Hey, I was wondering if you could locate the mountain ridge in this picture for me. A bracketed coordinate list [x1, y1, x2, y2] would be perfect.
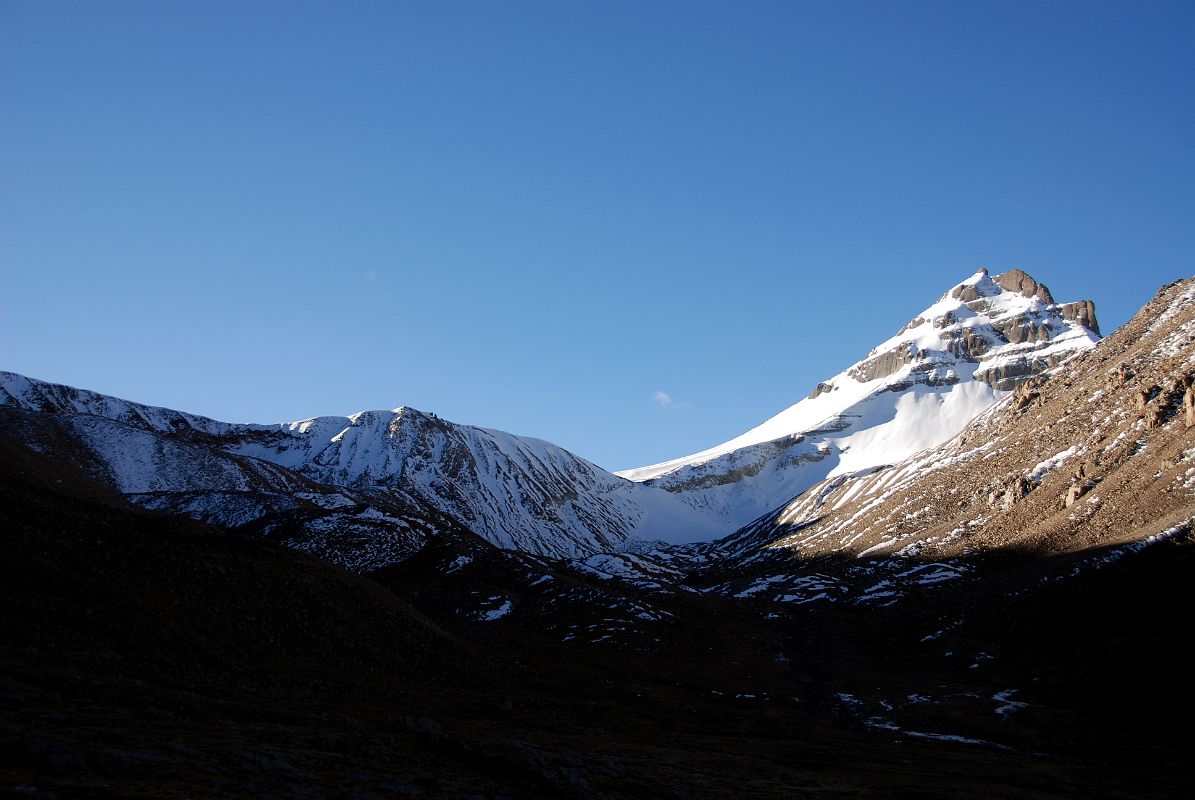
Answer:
[615, 267, 1101, 530]
[0, 267, 1101, 559]
[687, 274, 1195, 609]
[0, 371, 724, 559]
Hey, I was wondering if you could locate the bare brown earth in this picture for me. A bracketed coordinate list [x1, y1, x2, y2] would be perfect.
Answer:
[3, 279, 1194, 798]
[709, 277, 1195, 586]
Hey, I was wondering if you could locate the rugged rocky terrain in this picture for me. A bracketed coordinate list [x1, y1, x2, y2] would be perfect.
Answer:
[697, 276, 1195, 604]
[2, 270, 1192, 798]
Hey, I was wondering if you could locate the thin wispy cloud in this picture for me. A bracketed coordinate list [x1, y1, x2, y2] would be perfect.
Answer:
[652, 390, 673, 409]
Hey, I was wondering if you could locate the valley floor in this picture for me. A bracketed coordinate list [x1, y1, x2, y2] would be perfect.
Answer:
[2, 445, 1192, 799]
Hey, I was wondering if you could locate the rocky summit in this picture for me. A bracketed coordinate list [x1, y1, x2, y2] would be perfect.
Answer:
[616, 267, 1101, 530]
[2, 269, 1192, 800]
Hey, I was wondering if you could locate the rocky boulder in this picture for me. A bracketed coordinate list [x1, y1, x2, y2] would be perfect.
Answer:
[994, 268, 1056, 304]
[849, 345, 917, 383]
[1060, 300, 1101, 336]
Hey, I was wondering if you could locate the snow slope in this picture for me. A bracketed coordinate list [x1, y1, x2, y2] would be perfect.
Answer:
[0, 371, 722, 557]
[617, 269, 1100, 530]
[219, 404, 724, 552]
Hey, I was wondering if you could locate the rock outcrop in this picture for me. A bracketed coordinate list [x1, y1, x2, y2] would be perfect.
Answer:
[807, 381, 835, 399]
[848, 344, 917, 382]
[1061, 299, 1100, 335]
[993, 267, 1056, 304]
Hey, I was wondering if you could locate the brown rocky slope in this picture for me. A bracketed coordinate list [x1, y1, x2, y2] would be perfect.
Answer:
[705, 276, 1195, 595]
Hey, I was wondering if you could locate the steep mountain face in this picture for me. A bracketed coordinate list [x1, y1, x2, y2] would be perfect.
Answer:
[0, 373, 721, 562]
[218, 404, 723, 552]
[697, 276, 1195, 606]
[617, 268, 1101, 531]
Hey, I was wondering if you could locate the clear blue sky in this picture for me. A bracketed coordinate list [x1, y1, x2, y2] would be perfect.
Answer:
[1, 0, 1191, 471]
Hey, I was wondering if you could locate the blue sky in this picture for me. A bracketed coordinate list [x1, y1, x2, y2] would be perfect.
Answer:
[1, 0, 1192, 471]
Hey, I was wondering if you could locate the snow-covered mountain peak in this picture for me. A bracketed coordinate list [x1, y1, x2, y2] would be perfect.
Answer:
[0, 371, 727, 556]
[851, 267, 1098, 390]
[615, 268, 1100, 532]
[933, 266, 1050, 305]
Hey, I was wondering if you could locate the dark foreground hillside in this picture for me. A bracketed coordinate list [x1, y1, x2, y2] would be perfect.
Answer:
[2, 435, 1193, 799]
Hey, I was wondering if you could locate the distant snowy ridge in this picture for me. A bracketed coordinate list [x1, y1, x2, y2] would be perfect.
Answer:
[0, 371, 722, 557]
[219, 404, 725, 552]
[616, 268, 1100, 531]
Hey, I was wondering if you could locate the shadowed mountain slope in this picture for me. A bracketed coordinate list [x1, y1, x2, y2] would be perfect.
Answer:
[2, 429, 1193, 798]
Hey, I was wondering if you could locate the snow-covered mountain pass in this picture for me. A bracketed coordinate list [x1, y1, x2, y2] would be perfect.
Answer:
[0, 371, 722, 560]
[616, 268, 1101, 531]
